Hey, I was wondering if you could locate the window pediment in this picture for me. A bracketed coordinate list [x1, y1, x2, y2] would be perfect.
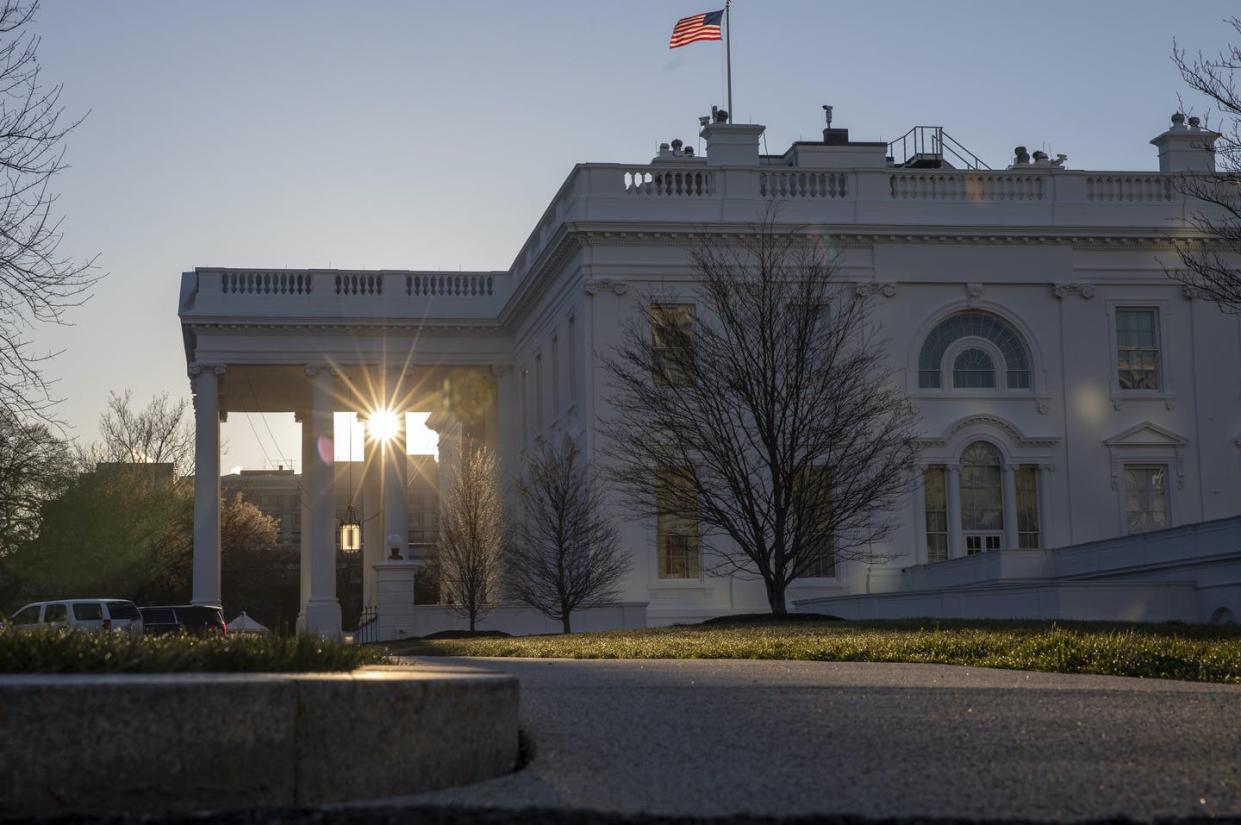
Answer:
[1103, 421, 1187, 448]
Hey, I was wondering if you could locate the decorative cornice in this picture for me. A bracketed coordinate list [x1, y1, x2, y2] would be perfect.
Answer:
[188, 363, 226, 379]
[855, 283, 897, 299]
[1052, 282, 1096, 300]
[917, 413, 1061, 450]
[584, 278, 628, 296]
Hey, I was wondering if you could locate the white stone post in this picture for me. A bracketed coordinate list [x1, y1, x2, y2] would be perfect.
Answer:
[1002, 464, 1020, 550]
[361, 425, 383, 606]
[295, 410, 312, 631]
[912, 465, 927, 564]
[303, 364, 341, 637]
[382, 407, 409, 560]
[191, 364, 224, 606]
[946, 465, 963, 559]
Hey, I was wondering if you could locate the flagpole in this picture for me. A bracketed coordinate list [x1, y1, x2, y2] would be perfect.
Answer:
[725, 0, 733, 118]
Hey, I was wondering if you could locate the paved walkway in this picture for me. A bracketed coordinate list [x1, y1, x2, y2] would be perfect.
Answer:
[382, 657, 1241, 821]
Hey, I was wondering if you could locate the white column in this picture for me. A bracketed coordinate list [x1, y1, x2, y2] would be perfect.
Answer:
[303, 364, 341, 638]
[1037, 464, 1054, 549]
[1002, 464, 1020, 550]
[946, 465, 963, 559]
[382, 391, 409, 560]
[361, 426, 383, 606]
[488, 365, 515, 508]
[295, 410, 313, 631]
[191, 364, 223, 606]
[912, 465, 927, 564]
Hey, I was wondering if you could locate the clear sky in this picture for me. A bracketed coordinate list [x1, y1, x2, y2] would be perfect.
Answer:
[24, 0, 1240, 472]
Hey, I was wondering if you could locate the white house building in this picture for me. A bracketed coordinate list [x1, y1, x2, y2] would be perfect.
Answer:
[179, 110, 1241, 638]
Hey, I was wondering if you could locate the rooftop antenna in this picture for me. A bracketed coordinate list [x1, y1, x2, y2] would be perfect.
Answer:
[823, 104, 833, 128]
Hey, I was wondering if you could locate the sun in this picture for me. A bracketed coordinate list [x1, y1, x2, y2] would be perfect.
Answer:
[367, 408, 401, 443]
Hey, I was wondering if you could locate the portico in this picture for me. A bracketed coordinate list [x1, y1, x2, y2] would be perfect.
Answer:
[181, 269, 515, 637]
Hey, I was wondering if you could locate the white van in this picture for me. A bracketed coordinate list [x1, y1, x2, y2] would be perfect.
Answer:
[10, 599, 144, 634]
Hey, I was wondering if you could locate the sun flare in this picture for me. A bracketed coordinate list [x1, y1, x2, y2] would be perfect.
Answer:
[367, 408, 401, 443]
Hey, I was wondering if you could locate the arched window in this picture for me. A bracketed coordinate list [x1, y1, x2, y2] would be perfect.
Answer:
[952, 348, 995, 388]
[918, 311, 1032, 390]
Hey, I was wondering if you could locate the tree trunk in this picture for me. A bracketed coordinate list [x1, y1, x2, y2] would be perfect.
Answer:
[766, 580, 788, 616]
[469, 611, 476, 632]
[562, 613, 571, 634]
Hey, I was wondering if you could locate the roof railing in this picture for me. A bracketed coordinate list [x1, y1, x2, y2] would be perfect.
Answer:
[888, 126, 991, 170]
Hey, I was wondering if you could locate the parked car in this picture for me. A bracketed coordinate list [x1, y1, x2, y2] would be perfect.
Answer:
[9, 599, 144, 633]
[139, 605, 227, 636]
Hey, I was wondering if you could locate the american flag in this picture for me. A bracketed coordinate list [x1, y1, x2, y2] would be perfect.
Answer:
[669, 9, 724, 49]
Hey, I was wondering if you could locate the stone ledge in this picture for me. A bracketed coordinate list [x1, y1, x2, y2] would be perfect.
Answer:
[0, 664, 519, 818]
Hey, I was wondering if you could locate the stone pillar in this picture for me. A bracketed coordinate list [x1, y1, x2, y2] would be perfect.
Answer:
[427, 411, 462, 513]
[1002, 464, 1020, 550]
[361, 424, 383, 607]
[946, 465, 963, 559]
[295, 410, 313, 631]
[912, 465, 927, 564]
[1037, 464, 1054, 549]
[382, 407, 409, 560]
[303, 364, 341, 638]
[191, 364, 224, 606]
[488, 366, 516, 508]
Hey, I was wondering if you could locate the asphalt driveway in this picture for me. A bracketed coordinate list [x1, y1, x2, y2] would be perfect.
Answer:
[385, 657, 1241, 821]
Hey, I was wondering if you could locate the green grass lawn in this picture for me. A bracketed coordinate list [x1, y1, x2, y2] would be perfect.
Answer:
[0, 627, 390, 673]
[385, 616, 1241, 684]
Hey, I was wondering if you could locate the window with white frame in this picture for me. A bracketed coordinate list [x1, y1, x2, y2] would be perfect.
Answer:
[922, 466, 949, 563]
[1124, 464, 1168, 534]
[1116, 308, 1160, 391]
[656, 469, 699, 579]
[651, 304, 694, 386]
[793, 464, 835, 578]
[960, 441, 1004, 554]
[918, 311, 1032, 391]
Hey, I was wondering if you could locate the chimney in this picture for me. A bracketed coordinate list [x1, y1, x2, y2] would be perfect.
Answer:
[699, 121, 765, 166]
[1151, 113, 1220, 173]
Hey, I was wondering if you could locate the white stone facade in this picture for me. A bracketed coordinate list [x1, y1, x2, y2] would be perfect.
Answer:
[180, 112, 1241, 635]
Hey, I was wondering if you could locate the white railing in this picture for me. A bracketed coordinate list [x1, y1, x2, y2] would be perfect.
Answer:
[760, 170, 848, 198]
[334, 273, 383, 296]
[220, 271, 313, 295]
[889, 172, 1046, 201]
[1085, 174, 1174, 202]
[623, 168, 713, 196]
[406, 273, 494, 297]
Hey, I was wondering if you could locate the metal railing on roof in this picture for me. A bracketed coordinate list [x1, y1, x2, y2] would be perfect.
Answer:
[888, 126, 991, 170]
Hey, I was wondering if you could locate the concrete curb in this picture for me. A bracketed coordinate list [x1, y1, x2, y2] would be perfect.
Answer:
[0, 664, 519, 818]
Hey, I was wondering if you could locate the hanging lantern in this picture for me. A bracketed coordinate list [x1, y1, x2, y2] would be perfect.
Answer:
[340, 504, 362, 553]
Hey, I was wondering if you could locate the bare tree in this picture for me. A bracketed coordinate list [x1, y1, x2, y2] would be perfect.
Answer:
[0, 407, 70, 556]
[437, 444, 504, 631]
[507, 435, 628, 633]
[1171, 19, 1241, 310]
[601, 216, 920, 616]
[0, 1, 97, 421]
[80, 390, 194, 475]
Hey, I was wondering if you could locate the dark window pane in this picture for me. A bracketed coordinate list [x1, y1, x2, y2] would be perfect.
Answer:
[72, 603, 103, 621]
[43, 603, 67, 623]
[105, 602, 140, 621]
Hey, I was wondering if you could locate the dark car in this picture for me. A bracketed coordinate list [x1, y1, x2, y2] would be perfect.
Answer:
[139, 605, 227, 636]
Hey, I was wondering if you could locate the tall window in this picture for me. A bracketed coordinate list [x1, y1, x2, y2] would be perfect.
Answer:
[795, 465, 835, 578]
[551, 335, 560, 417]
[918, 311, 1031, 390]
[923, 466, 949, 563]
[521, 367, 528, 439]
[651, 304, 694, 385]
[567, 315, 577, 406]
[656, 470, 699, 579]
[535, 353, 544, 429]
[1016, 465, 1040, 549]
[960, 441, 1003, 554]
[1116, 308, 1160, 390]
[1124, 464, 1168, 534]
